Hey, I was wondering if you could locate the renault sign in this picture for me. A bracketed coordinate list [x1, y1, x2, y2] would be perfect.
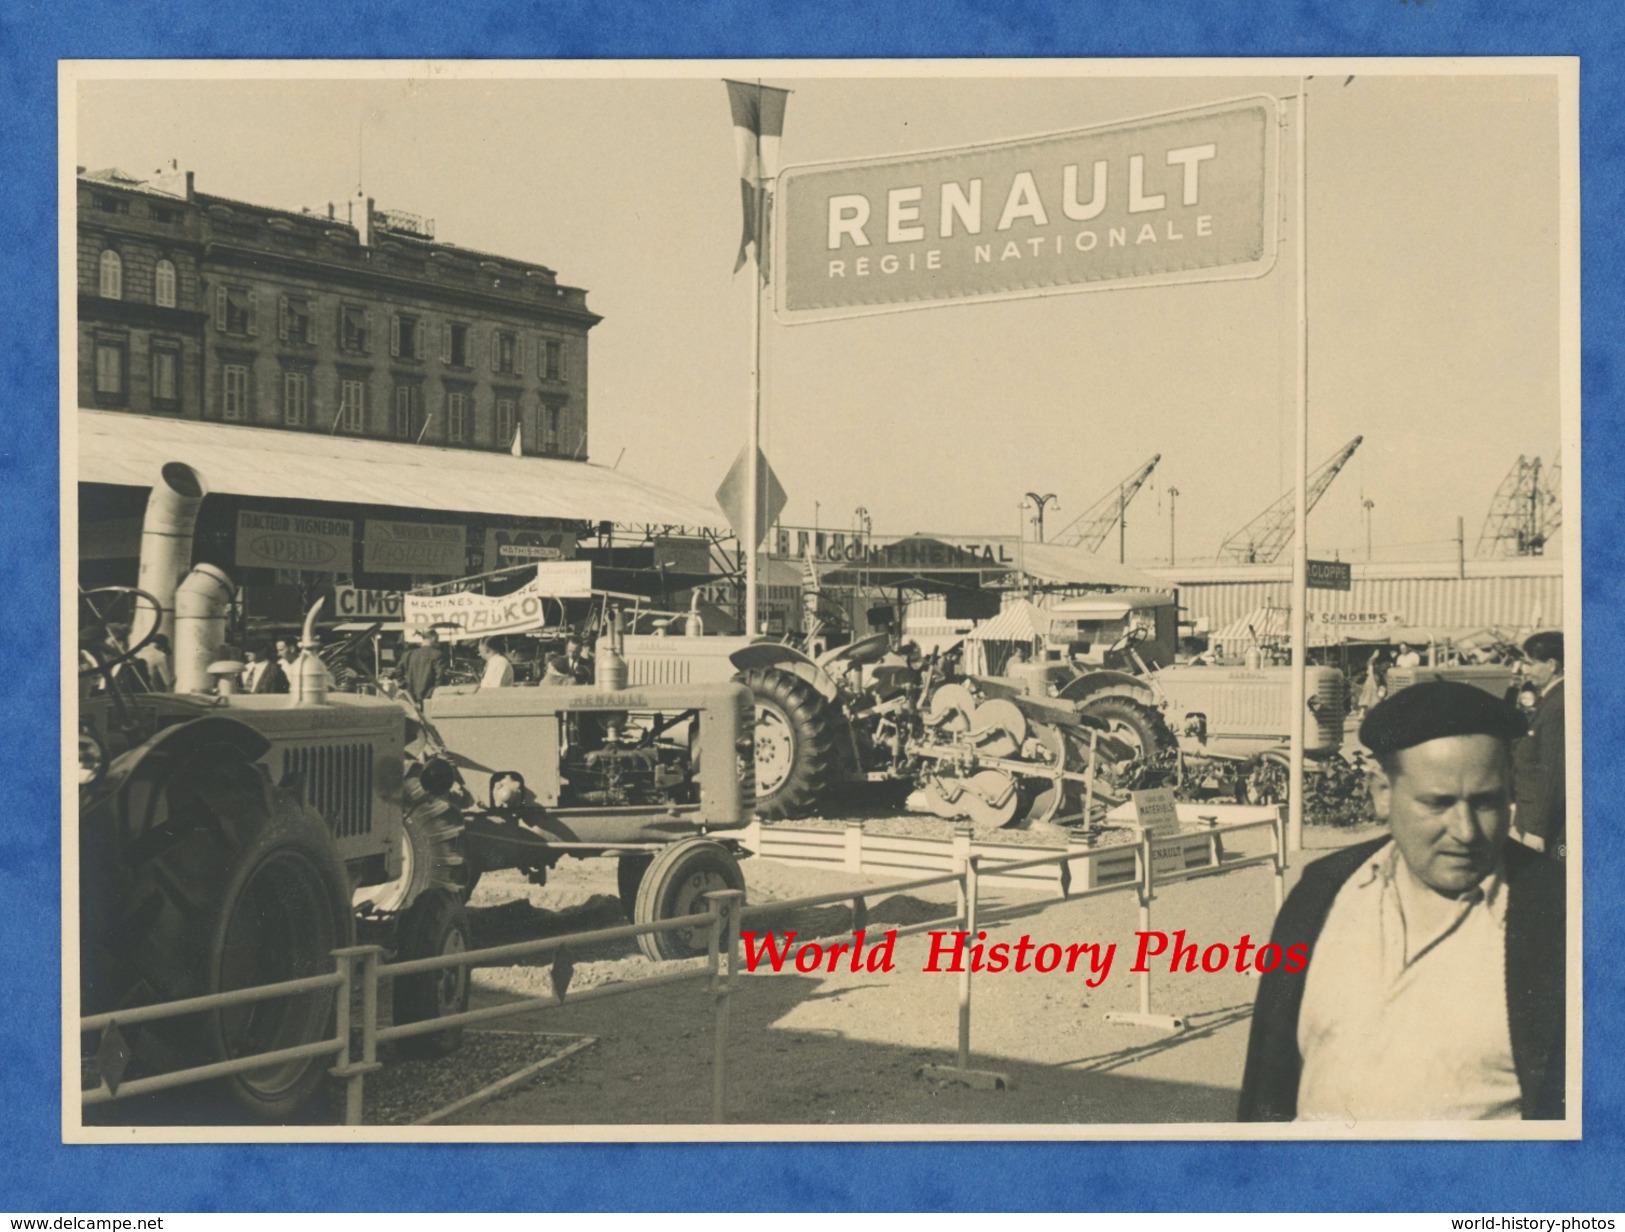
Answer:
[775, 97, 1278, 319]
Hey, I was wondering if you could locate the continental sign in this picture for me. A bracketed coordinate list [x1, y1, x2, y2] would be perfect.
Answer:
[234, 511, 354, 572]
[776, 97, 1277, 318]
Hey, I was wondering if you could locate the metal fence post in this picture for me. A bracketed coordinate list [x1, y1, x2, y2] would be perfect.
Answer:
[958, 853, 980, 1071]
[844, 821, 864, 873]
[1102, 829, 1186, 1032]
[706, 888, 745, 1124]
[1272, 804, 1288, 914]
[330, 943, 386, 1126]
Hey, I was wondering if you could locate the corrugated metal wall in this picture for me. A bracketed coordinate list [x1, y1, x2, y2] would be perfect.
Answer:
[1177, 573, 1563, 632]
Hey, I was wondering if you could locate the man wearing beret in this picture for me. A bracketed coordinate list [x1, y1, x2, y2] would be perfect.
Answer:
[1239, 681, 1565, 1121]
[1513, 631, 1567, 859]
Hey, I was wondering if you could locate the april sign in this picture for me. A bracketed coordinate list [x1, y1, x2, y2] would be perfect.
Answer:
[776, 97, 1278, 319]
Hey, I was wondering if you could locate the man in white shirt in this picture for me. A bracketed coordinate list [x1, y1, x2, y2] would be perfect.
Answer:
[1240, 680, 1565, 1122]
[478, 637, 514, 689]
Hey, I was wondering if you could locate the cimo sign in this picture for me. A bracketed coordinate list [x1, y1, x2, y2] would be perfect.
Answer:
[775, 97, 1278, 319]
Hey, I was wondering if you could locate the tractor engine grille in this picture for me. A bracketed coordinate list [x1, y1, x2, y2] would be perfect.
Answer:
[282, 742, 374, 839]
[1313, 671, 1347, 749]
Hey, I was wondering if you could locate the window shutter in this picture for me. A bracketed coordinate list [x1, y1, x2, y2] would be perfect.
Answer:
[490, 329, 500, 373]
[390, 314, 401, 358]
[515, 334, 526, 376]
[278, 295, 289, 342]
[415, 320, 426, 360]
[440, 324, 451, 364]
[310, 298, 320, 346]
[215, 285, 227, 332]
[336, 302, 345, 347]
[364, 308, 373, 354]
[247, 289, 258, 336]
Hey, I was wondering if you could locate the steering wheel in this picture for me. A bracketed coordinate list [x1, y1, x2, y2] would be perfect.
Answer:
[78, 586, 165, 680]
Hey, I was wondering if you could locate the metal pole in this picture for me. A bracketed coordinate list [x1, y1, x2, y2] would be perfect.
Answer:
[1456, 514, 1466, 580]
[708, 888, 744, 1124]
[1167, 486, 1179, 565]
[957, 854, 980, 1070]
[1288, 79, 1310, 856]
[743, 159, 768, 636]
[1137, 831, 1154, 1016]
[1119, 483, 1126, 564]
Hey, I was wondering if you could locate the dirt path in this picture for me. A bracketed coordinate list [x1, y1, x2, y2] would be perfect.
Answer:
[439, 821, 1372, 1129]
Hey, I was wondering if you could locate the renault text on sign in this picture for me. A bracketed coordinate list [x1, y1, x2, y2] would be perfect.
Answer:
[776, 97, 1278, 319]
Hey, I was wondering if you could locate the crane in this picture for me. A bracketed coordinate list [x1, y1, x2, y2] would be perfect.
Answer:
[1049, 454, 1162, 553]
[1215, 435, 1363, 564]
[1476, 455, 1561, 557]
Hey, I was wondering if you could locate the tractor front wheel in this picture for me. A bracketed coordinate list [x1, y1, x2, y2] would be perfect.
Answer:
[633, 840, 745, 961]
[393, 888, 472, 1059]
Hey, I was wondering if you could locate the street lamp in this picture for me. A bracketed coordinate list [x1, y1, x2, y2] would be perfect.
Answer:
[854, 505, 871, 542]
[1362, 497, 1375, 561]
[1024, 492, 1059, 543]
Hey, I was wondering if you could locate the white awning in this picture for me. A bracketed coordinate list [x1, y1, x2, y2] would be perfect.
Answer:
[76, 410, 728, 531]
[1010, 544, 1159, 590]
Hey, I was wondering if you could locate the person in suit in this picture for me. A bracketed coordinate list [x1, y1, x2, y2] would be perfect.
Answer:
[1239, 681, 1565, 1122]
[1513, 631, 1566, 859]
[253, 642, 289, 694]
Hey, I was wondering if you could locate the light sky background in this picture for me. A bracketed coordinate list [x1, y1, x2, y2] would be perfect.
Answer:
[75, 66, 1563, 564]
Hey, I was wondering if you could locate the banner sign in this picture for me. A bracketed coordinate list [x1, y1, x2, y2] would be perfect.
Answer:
[404, 564, 593, 640]
[333, 586, 404, 621]
[235, 511, 354, 572]
[652, 536, 716, 575]
[363, 520, 466, 577]
[1306, 559, 1353, 592]
[483, 528, 577, 567]
[776, 97, 1277, 319]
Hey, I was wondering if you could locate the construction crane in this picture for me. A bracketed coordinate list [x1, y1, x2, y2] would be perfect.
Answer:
[1477, 455, 1562, 557]
[1050, 454, 1162, 552]
[1216, 436, 1363, 564]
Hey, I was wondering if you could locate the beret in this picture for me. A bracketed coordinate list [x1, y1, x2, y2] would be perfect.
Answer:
[1359, 679, 1527, 757]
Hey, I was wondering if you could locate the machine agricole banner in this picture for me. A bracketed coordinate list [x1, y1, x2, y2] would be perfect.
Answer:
[776, 96, 1278, 319]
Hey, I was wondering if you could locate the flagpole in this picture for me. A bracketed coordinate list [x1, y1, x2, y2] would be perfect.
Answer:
[744, 87, 767, 637]
[1288, 78, 1310, 856]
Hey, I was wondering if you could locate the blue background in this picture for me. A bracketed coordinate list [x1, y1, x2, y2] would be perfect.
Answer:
[6, 0, 1620, 1213]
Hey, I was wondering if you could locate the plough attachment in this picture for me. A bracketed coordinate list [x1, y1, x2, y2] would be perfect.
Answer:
[907, 681, 1137, 831]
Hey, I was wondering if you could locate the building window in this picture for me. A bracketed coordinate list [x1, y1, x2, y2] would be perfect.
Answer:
[280, 295, 313, 346]
[544, 339, 564, 381]
[338, 378, 366, 434]
[495, 397, 517, 450]
[149, 204, 178, 225]
[94, 336, 127, 401]
[153, 259, 177, 308]
[443, 322, 471, 368]
[222, 363, 250, 421]
[216, 285, 257, 336]
[150, 344, 180, 410]
[393, 383, 420, 440]
[98, 250, 122, 299]
[541, 404, 560, 455]
[94, 194, 129, 215]
[283, 369, 310, 427]
[338, 303, 370, 353]
[446, 390, 469, 444]
[391, 314, 425, 361]
[492, 330, 520, 376]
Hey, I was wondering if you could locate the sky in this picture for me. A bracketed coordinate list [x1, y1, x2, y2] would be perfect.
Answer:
[73, 64, 1567, 564]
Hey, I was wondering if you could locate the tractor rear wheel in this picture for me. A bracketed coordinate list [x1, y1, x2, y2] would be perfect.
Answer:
[1077, 695, 1175, 763]
[633, 839, 745, 961]
[91, 742, 353, 1121]
[393, 888, 472, 1059]
[740, 667, 837, 820]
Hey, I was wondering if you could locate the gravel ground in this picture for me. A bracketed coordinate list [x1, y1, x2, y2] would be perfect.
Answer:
[428, 802, 1380, 1131]
[357, 1030, 590, 1125]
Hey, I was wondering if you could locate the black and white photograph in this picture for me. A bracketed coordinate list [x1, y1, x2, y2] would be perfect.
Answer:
[63, 59, 1580, 1142]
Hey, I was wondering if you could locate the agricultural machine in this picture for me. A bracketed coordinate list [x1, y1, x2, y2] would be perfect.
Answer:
[78, 464, 757, 1122]
[617, 585, 1348, 824]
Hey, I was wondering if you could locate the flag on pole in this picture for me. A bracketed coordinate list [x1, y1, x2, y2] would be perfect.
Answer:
[724, 79, 789, 277]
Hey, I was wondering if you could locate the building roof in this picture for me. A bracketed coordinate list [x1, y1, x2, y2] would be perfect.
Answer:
[76, 411, 728, 531]
[1010, 543, 1161, 590]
